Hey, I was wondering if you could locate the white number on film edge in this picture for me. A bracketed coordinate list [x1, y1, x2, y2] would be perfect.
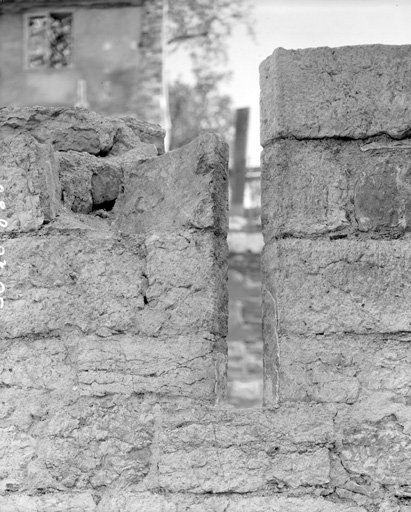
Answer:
[0, 184, 4, 309]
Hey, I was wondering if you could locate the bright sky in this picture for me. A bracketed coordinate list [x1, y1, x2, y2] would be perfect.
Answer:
[230, 0, 411, 166]
[169, 0, 411, 167]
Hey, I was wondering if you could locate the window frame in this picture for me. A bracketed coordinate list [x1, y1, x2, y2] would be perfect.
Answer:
[24, 9, 75, 71]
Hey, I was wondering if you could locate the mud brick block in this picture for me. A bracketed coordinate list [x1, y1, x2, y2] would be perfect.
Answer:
[0, 231, 146, 338]
[114, 132, 229, 235]
[75, 333, 219, 401]
[97, 492, 366, 512]
[0, 106, 157, 156]
[260, 45, 411, 144]
[0, 332, 219, 401]
[336, 415, 411, 489]
[263, 239, 411, 335]
[262, 137, 411, 240]
[158, 404, 334, 493]
[0, 132, 61, 231]
[143, 230, 228, 338]
[279, 333, 411, 405]
[0, 494, 96, 511]
[0, 394, 154, 492]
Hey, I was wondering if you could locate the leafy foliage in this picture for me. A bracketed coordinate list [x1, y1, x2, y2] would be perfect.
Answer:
[166, 0, 253, 149]
[168, 69, 234, 150]
[167, 0, 253, 66]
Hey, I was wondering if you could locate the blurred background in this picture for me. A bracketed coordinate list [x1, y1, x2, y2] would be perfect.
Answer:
[1, 0, 409, 407]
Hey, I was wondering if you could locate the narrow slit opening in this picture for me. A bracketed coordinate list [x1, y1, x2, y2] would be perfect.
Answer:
[227, 169, 263, 408]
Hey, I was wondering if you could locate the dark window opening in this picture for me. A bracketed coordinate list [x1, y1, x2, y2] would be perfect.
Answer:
[27, 12, 73, 69]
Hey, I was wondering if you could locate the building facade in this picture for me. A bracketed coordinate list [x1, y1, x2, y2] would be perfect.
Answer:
[0, 0, 164, 124]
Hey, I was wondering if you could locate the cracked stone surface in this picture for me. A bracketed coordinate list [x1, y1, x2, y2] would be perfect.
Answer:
[262, 137, 411, 241]
[260, 44, 411, 144]
[263, 239, 411, 335]
[0, 107, 229, 504]
[261, 45, 411, 511]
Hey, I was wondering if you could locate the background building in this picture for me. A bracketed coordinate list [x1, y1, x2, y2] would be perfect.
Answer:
[0, 0, 164, 124]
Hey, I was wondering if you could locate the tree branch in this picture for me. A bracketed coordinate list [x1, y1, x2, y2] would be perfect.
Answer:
[167, 31, 209, 45]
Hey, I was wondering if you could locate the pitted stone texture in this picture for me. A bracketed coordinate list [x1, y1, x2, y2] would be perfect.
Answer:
[114, 132, 229, 235]
[336, 415, 411, 491]
[58, 151, 121, 214]
[0, 333, 218, 400]
[262, 137, 411, 240]
[0, 493, 96, 511]
[143, 231, 228, 338]
[75, 333, 218, 399]
[0, 133, 61, 231]
[158, 404, 334, 493]
[1, 231, 146, 338]
[57, 144, 157, 213]
[263, 239, 411, 335]
[97, 492, 366, 512]
[260, 45, 411, 144]
[0, 106, 161, 156]
[118, 116, 166, 155]
[0, 394, 154, 492]
[279, 333, 411, 405]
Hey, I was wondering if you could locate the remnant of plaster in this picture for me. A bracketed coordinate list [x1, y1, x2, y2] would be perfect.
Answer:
[262, 286, 279, 408]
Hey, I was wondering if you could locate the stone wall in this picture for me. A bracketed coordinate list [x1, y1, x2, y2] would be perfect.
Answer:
[1, 44, 411, 512]
[0, 106, 228, 510]
[261, 44, 411, 511]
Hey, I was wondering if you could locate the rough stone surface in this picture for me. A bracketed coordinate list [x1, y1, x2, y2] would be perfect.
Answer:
[0, 107, 229, 507]
[263, 238, 411, 335]
[0, 132, 60, 231]
[118, 116, 166, 155]
[261, 45, 411, 511]
[97, 492, 366, 512]
[260, 44, 411, 144]
[57, 144, 156, 213]
[114, 132, 228, 235]
[0, 106, 160, 156]
[0, 493, 97, 511]
[158, 404, 334, 493]
[1, 230, 147, 338]
[279, 333, 411, 405]
[262, 136, 411, 240]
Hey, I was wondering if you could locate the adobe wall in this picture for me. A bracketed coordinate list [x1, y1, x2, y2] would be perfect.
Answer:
[1, 44, 410, 512]
[0, 106, 228, 510]
[261, 44, 411, 511]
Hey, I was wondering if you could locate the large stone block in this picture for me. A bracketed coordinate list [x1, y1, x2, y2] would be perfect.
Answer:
[57, 144, 156, 213]
[75, 333, 218, 400]
[118, 116, 166, 155]
[263, 239, 411, 335]
[0, 230, 146, 338]
[143, 230, 228, 338]
[0, 494, 96, 511]
[158, 404, 334, 493]
[114, 132, 229, 235]
[0, 332, 218, 401]
[0, 106, 161, 156]
[0, 132, 61, 231]
[337, 415, 411, 490]
[0, 394, 154, 492]
[262, 137, 411, 240]
[260, 45, 411, 144]
[97, 492, 366, 512]
[279, 333, 411, 405]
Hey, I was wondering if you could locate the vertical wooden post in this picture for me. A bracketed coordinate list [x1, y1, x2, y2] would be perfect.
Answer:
[231, 107, 249, 217]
